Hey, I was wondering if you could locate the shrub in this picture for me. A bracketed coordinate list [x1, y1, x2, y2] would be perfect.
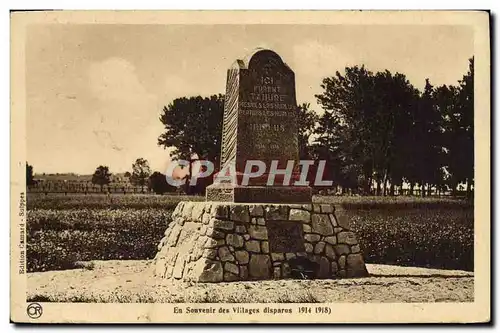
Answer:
[348, 208, 473, 271]
[27, 208, 171, 272]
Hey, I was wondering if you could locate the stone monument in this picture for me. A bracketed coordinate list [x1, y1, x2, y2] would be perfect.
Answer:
[205, 48, 311, 203]
[154, 49, 368, 282]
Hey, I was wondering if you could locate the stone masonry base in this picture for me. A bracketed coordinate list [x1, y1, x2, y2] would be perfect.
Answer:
[154, 202, 368, 282]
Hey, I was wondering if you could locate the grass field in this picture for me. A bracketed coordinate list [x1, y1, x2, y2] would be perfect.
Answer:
[26, 193, 474, 273]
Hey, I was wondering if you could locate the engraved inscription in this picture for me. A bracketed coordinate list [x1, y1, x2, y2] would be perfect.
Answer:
[267, 221, 305, 253]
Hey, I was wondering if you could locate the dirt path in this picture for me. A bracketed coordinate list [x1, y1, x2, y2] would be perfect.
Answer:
[27, 261, 473, 303]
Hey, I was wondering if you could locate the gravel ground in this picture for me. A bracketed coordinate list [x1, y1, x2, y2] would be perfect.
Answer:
[27, 260, 474, 303]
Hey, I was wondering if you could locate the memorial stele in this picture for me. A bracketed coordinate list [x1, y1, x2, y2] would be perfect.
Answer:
[154, 49, 368, 282]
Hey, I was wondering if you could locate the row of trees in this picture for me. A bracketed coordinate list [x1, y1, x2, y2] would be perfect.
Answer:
[158, 58, 474, 197]
[308, 58, 474, 197]
[91, 159, 176, 194]
[27, 159, 179, 195]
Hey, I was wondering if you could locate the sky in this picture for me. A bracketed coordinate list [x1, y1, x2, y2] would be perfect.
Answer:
[26, 24, 473, 174]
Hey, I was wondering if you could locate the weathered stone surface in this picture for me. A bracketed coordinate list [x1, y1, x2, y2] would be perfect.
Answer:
[196, 235, 208, 247]
[202, 248, 217, 260]
[181, 202, 194, 220]
[265, 206, 289, 220]
[167, 224, 182, 247]
[205, 238, 225, 249]
[281, 262, 291, 277]
[251, 218, 258, 225]
[325, 244, 336, 260]
[289, 209, 310, 221]
[324, 236, 337, 245]
[351, 244, 361, 253]
[173, 257, 186, 279]
[243, 234, 251, 241]
[216, 186, 314, 205]
[338, 255, 346, 270]
[261, 241, 269, 253]
[329, 214, 338, 227]
[235, 225, 247, 234]
[313, 204, 321, 213]
[193, 247, 203, 261]
[249, 254, 271, 279]
[320, 204, 334, 214]
[207, 227, 225, 239]
[304, 233, 320, 243]
[311, 214, 334, 236]
[288, 204, 303, 209]
[302, 224, 311, 233]
[200, 225, 208, 236]
[334, 244, 350, 256]
[245, 240, 260, 253]
[305, 242, 313, 253]
[224, 262, 239, 275]
[212, 204, 228, 219]
[249, 205, 264, 217]
[271, 252, 285, 261]
[218, 246, 235, 262]
[331, 262, 338, 275]
[302, 204, 312, 211]
[346, 253, 368, 277]
[248, 225, 268, 240]
[273, 267, 281, 278]
[224, 272, 239, 281]
[166, 265, 174, 279]
[157, 238, 167, 251]
[172, 202, 184, 217]
[230, 205, 250, 222]
[257, 218, 266, 226]
[202, 213, 211, 225]
[337, 231, 357, 245]
[212, 219, 234, 231]
[191, 203, 205, 221]
[239, 265, 248, 279]
[285, 253, 296, 260]
[226, 234, 244, 248]
[335, 209, 351, 230]
[235, 250, 249, 264]
[334, 227, 343, 234]
[318, 257, 330, 278]
[314, 241, 326, 254]
[267, 220, 305, 253]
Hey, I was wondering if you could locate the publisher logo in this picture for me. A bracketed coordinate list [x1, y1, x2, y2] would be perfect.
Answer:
[27, 303, 42, 319]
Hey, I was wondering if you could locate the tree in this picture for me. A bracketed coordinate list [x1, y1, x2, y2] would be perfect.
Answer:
[130, 158, 151, 193]
[91, 165, 112, 192]
[124, 171, 131, 178]
[297, 103, 319, 160]
[442, 57, 474, 197]
[404, 78, 444, 197]
[315, 66, 427, 196]
[148, 171, 176, 195]
[158, 95, 224, 194]
[434, 84, 458, 194]
[26, 163, 35, 187]
[315, 66, 377, 194]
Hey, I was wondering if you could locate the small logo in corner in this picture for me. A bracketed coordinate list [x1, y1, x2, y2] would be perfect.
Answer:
[27, 303, 42, 319]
